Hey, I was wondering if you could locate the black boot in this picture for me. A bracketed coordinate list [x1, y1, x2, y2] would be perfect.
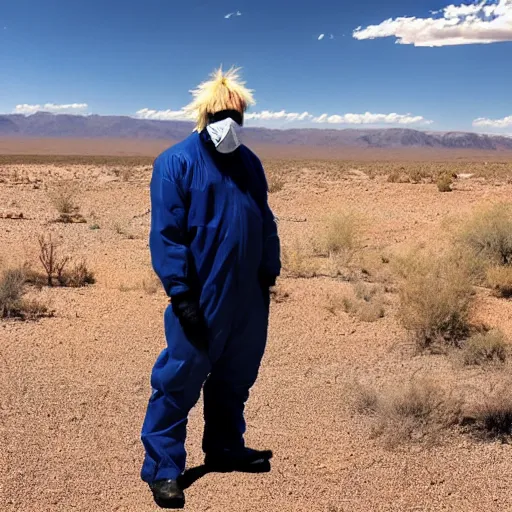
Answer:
[149, 480, 185, 509]
[204, 448, 273, 473]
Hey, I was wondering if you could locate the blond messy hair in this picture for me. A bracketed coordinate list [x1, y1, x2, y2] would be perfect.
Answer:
[184, 66, 255, 132]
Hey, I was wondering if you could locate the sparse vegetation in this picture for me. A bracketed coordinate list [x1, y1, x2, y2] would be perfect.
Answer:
[316, 211, 361, 257]
[324, 281, 385, 322]
[437, 173, 453, 192]
[462, 330, 508, 366]
[0, 267, 50, 320]
[38, 234, 94, 287]
[63, 259, 96, 287]
[48, 180, 87, 223]
[354, 378, 462, 447]
[38, 234, 71, 286]
[267, 172, 285, 193]
[118, 272, 161, 294]
[469, 386, 512, 440]
[486, 266, 512, 298]
[314, 211, 363, 270]
[396, 250, 473, 350]
[459, 203, 512, 267]
[351, 382, 379, 415]
[282, 241, 318, 278]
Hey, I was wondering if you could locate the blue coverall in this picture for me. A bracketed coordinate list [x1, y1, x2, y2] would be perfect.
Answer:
[140, 129, 281, 483]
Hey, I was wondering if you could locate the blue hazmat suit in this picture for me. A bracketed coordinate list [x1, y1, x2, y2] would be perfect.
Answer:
[140, 128, 281, 483]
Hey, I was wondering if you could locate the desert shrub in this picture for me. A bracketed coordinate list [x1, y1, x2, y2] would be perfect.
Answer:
[61, 260, 95, 287]
[0, 268, 25, 315]
[486, 266, 512, 298]
[469, 387, 512, 439]
[462, 330, 507, 366]
[267, 173, 284, 193]
[357, 301, 386, 323]
[387, 170, 400, 183]
[355, 378, 461, 447]
[437, 174, 453, 192]
[396, 250, 473, 350]
[49, 180, 78, 214]
[314, 211, 363, 267]
[121, 167, 134, 182]
[351, 382, 379, 415]
[282, 241, 318, 278]
[38, 234, 70, 286]
[408, 169, 432, 184]
[48, 180, 86, 223]
[326, 283, 385, 322]
[0, 268, 49, 320]
[38, 234, 94, 287]
[459, 203, 512, 267]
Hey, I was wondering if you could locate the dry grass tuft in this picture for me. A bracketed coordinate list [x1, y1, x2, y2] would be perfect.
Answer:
[282, 241, 319, 278]
[62, 260, 96, 287]
[468, 386, 512, 440]
[315, 211, 363, 265]
[486, 265, 512, 298]
[267, 172, 285, 193]
[48, 180, 86, 223]
[49, 180, 78, 214]
[325, 282, 385, 322]
[396, 249, 473, 351]
[462, 330, 508, 366]
[459, 203, 512, 267]
[351, 382, 379, 415]
[119, 273, 161, 295]
[355, 378, 462, 447]
[0, 267, 50, 320]
[437, 173, 453, 192]
[38, 234, 95, 287]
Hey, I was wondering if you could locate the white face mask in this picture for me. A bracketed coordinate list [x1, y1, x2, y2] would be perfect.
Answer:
[206, 117, 242, 153]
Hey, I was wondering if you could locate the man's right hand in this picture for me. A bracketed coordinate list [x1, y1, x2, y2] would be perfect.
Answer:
[171, 292, 209, 352]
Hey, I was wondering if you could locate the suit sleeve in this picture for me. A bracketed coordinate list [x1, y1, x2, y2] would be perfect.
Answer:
[149, 152, 192, 298]
[254, 159, 281, 279]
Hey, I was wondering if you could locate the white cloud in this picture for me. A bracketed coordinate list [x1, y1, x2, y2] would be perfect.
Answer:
[14, 103, 88, 115]
[245, 110, 313, 122]
[312, 112, 433, 125]
[225, 11, 242, 19]
[353, 0, 512, 47]
[135, 108, 193, 121]
[134, 107, 432, 126]
[473, 115, 512, 128]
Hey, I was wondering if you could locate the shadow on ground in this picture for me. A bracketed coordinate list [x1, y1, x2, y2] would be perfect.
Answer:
[178, 460, 272, 490]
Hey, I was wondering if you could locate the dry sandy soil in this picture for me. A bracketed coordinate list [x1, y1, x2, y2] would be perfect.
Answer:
[2, 149, 512, 512]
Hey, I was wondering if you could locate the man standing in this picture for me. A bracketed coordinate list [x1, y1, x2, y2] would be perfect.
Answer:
[140, 67, 281, 509]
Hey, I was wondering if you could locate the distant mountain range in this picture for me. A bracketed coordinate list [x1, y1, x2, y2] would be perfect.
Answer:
[1, 112, 511, 151]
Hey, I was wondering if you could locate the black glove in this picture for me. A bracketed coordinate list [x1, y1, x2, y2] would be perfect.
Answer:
[171, 292, 209, 352]
[258, 271, 277, 309]
[258, 270, 277, 290]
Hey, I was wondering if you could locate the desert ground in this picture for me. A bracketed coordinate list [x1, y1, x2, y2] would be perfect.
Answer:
[2, 145, 512, 512]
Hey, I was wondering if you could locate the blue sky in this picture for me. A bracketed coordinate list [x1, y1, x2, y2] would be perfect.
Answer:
[1, 0, 511, 133]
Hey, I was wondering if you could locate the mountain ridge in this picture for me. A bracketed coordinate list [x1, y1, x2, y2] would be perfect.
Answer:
[1, 112, 511, 151]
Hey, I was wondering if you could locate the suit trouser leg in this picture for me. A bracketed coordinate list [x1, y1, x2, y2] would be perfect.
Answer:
[141, 305, 211, 483]
[202, 287, 269, 455]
